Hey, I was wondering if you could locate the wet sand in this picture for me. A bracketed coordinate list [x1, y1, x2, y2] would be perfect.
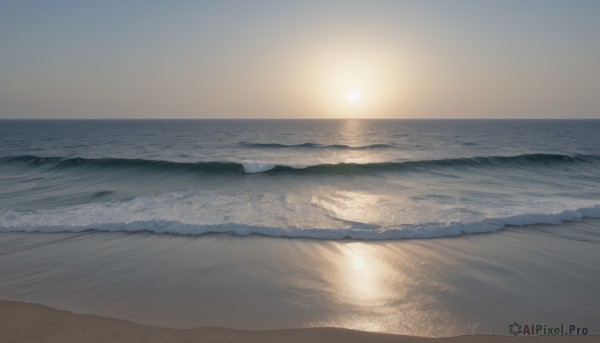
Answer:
[0, 219, 599, 337]
[1, 300, 597, 343]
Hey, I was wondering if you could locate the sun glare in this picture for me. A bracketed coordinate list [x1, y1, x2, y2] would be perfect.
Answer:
[302, 43, 410, 117]
[345, 88, 362, 103]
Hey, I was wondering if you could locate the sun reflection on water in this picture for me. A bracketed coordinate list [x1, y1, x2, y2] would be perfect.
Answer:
[327, 243, 398, 332]
[341, 243, 387, 303]
[313, 241, 461, 336]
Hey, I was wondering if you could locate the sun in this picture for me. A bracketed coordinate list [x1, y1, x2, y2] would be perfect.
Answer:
[345, 88, 362, 103]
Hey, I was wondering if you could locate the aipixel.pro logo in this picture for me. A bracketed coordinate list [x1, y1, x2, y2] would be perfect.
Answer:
[509, 322, 588, 336]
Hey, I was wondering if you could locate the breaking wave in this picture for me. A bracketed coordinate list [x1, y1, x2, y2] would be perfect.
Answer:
[239, 142, 394, 150]
[1, 153, 598, 175]
[1, 205, 599, 240]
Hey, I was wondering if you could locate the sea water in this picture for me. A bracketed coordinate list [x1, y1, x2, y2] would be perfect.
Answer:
[1, 119, 600, 239]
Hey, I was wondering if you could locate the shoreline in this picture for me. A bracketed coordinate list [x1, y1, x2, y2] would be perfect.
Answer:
[1, 299, 595, 343]
[1, 220, 599, 336]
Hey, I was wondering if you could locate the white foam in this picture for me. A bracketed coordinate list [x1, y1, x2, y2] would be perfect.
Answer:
[242, 162, 277, 173]
[1, 205, 599, 240]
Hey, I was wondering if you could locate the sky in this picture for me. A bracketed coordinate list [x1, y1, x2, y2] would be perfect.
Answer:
[1, 0, 599, 119]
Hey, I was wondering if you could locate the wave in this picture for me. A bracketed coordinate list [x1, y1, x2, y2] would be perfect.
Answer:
[239, 142, 394, 150]
[1, 153, 598, 175]
[1, 205, 599, 240]
[0, 155, 243, 173]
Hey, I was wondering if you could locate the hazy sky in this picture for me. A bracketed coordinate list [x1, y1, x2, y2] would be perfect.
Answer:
[1, 0, 599, 119]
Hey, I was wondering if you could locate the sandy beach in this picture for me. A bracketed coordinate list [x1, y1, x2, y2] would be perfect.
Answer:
[1, 219, 599, 340]
[2, 299, 597, 343]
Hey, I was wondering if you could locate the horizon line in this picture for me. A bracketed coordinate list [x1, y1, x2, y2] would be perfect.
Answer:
[1, 117, 599, 121]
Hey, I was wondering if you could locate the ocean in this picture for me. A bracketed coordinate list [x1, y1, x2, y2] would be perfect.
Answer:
[1, 119, 599, 336]
[1, 119, 600, 238]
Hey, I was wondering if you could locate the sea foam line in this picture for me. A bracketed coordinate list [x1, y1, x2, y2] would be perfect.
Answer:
[1, 205, 599, 240]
